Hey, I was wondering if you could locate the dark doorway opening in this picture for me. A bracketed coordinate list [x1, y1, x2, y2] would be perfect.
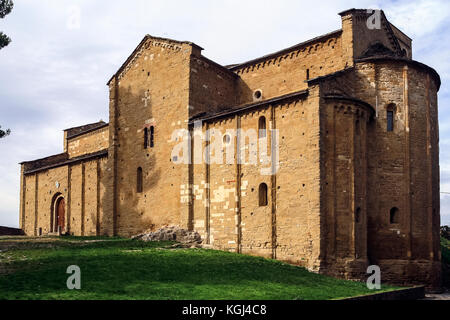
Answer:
[55, 197, 65, 233]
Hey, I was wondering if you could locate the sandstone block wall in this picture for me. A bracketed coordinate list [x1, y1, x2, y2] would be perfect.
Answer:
[21, 156, 108, 236]
[189, 55, 237, 116]
[19, 9, 442, 290]
[231, 31, 347, 105]
[341, 9, 402, 59]
[190, 87, 322, 270]
[315, 58, 441, 288]
[107, 38, 193, 237]
[67, 126, 109, 158]
[320, 98, 371, 278]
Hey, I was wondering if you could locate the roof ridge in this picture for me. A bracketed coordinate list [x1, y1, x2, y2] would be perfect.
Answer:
[189, 89, 309, 123]
[64, 121, 108, 140]
[227, 29, 342, 71]
[23, 149, 108, 175]
[63, 120, 106, 132]
[20, 152, 67, 165]
[106, 34, 203, 85]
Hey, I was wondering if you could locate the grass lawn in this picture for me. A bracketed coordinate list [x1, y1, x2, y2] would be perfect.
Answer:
[0, 236, 397, 300]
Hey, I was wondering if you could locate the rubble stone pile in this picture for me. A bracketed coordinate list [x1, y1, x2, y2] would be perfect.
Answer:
[132, 226, 202, 245]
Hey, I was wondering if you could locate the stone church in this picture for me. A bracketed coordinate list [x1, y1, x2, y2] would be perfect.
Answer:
[19, 9, 442, 289]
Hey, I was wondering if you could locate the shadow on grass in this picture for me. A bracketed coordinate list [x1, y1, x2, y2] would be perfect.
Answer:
[0, 239, 394, 300]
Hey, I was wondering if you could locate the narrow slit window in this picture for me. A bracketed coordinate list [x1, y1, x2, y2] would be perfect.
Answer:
[149, 126, 154, 148]
[306, 68, 310, 80]
[144, 128, 148, 148]
[387, 110, 394, 132]
[137, 167, 143, 193]
[259, 183, 268, 206]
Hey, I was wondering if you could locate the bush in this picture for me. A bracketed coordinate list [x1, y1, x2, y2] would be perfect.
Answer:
[441, 226, 450, 240]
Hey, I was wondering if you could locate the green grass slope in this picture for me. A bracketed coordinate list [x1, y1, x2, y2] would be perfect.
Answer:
[0, 237, 396, 300]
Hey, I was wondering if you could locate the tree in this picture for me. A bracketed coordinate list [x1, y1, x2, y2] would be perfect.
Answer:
[0, 0, 13, 50]
[0, 126, 11, 138]
[442, 225, 450, 240]
[0, 1, 13, 138]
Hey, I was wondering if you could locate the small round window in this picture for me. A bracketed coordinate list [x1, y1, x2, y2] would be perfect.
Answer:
[253, 89, 262, 100]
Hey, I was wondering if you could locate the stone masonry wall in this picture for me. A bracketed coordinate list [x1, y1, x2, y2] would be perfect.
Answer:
[189, 56, 237, 117]
[67, 126, 109, 158]
[320, 98, 371, 279]
[21, 155, 108, 236]
[232, 32, 347, 105]
[108, 38, 193, 237]
[18, 10, 442, 290]
[317, 59, 441, 289]
[342, 10, 400, 59]
[191, 87, 322, 271]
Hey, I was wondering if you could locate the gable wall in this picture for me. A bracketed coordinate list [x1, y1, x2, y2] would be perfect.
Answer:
[390, 24, 412, 58]
[344, 10, 400, 59]
[109, 39, 193, 236]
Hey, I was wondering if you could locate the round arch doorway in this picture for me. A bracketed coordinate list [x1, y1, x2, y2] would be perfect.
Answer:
[53, 196, 65, 234]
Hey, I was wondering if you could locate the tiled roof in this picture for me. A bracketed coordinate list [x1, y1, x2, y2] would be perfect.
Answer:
[64, 121, 108, 139]
[22, 149, 108, 175]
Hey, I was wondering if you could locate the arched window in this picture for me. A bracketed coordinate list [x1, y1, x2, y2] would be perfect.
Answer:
[149, 126, 154, 148]
[390, 207, 399, 224]
[137, 167, 143, 193]
[144, 128, 148, 148]
[223, 133, 231, 145]
[387, 111, 394, 131]
[259, 183, 268, 206]
[386, 103, 396, 132]
[258, 116, 266, 139]
[355, 207, 361, 223]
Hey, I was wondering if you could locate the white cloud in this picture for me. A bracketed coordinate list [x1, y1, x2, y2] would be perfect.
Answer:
[384, 0, 450, 37]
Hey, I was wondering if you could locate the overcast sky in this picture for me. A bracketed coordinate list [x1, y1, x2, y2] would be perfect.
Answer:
[0, 0, 449, 227]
